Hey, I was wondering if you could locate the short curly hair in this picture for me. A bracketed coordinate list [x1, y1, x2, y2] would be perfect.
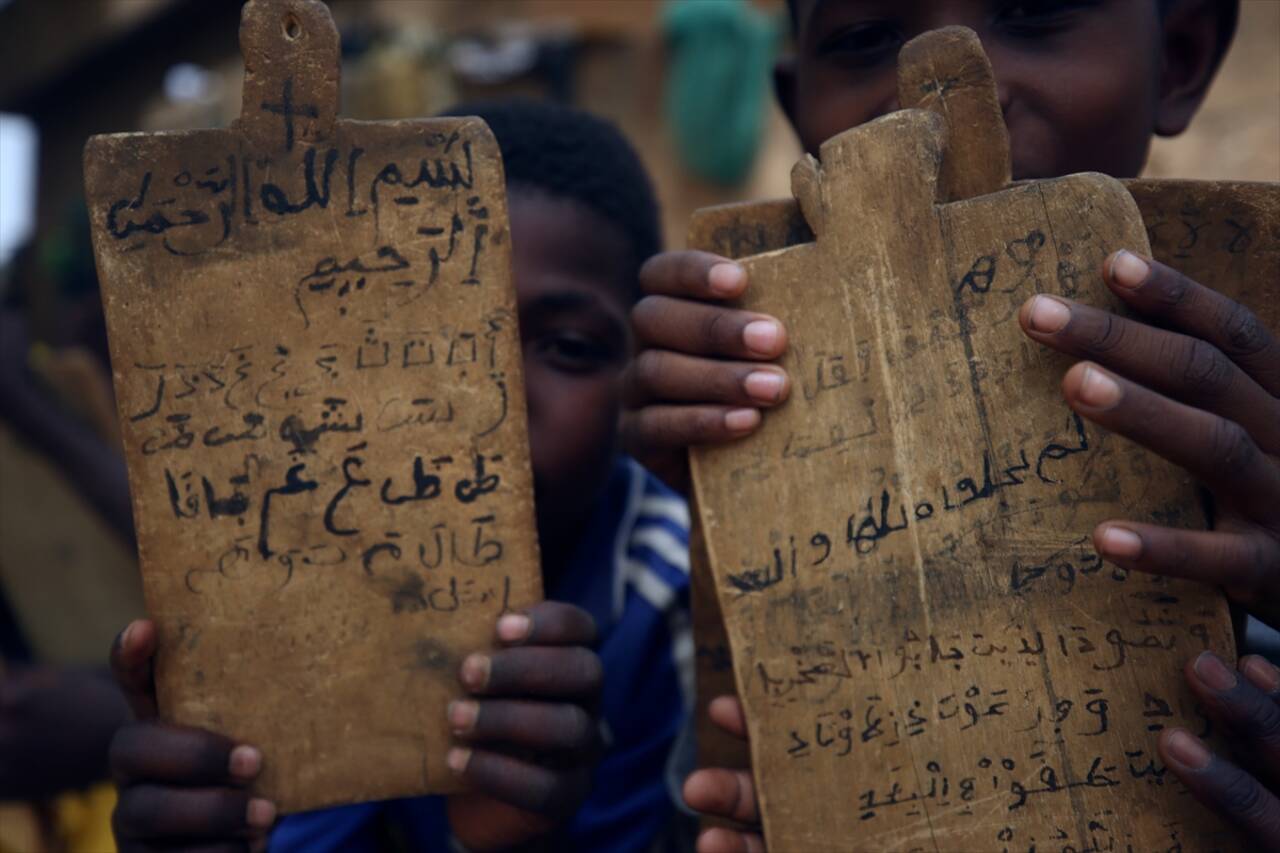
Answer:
[440, 99, 662, 297]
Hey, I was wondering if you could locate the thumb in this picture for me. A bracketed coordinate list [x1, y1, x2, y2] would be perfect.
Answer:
[110, 619, 159, 719]
[709, 695, 748, 741]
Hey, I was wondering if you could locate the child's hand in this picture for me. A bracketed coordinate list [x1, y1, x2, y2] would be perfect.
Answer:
[683, 696, 764, 853]
[446, 601, 603, 851]
[1019, 251, 1280, 628]
[108, 619, 275, 852]
[1158, 651, 1280, 846]
[622, 251, 790, 493]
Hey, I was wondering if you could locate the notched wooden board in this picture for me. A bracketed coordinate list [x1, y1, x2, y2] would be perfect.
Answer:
[688, 28, 1244, 852]
[84, 0, 542, 813]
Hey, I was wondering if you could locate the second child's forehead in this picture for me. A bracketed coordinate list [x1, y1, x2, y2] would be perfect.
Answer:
[507, 191, 636, 312]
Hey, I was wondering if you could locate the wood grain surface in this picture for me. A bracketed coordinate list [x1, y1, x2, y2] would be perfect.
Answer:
[687, 28, 1252, 852]
[83, 0, 542, 813]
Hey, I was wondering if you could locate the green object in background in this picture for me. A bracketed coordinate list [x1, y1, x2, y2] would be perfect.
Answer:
[663, 0, 781, 186]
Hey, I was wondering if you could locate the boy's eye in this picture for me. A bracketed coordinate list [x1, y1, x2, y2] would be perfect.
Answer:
[996, 0, 1101, 30]
[536, 332, 616, 374]
[817, 21, 903, 68]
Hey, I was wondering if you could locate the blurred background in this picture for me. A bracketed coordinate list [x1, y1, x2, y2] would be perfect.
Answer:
[0, 1, 1275, 849]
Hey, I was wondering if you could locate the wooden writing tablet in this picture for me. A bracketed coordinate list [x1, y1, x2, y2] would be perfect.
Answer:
[84, 0, 542, 812]
[687, 28, 1249, 851]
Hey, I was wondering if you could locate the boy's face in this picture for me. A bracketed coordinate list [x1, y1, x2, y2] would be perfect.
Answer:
[782, 0, 1219, 180]
[509, 191, 634, 566]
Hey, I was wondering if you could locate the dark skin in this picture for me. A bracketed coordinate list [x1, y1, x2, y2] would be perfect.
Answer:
[624, 0, 1236, 471]
[0, 665, 131, 799]
[517, 191, 635, 578]
[108, 192, 638, 853]
[777, 0, 1219, 176]
[617, 0, 1280, 847]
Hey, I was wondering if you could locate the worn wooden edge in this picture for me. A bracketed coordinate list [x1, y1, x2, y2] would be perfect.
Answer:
[683, 157, 1267, 848]
[236, 0, 340, 150]
[897, 26, 1011, 201]
[81, 5, 540, 804]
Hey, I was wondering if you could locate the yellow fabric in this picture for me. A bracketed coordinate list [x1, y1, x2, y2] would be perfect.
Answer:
[55, 784, 117, 853]
[2, 786, 118, 853]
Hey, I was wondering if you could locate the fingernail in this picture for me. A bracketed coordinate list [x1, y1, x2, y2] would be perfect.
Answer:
[1110, 250, 1150, 289]
[708, 263, 746, 297]
[1194, 651, 1237, 691]
[724, 408, 761, 433]
[496, 613, 530, 643]
[1027, 295, 1071, 333]
[447, 747, 472, 775]
[448, 700, 478, 734]
[743, 320, 782, 356]
[120, 621, 137, 651]
[460, 654, 490, 691]
[1242, 656, 1280, 694]
[246, 798, 276, 831]
[1077, 366, 1121, 409]
[229, 745, 263, 780]
[744, 371, 785, 403]
[1098, 526, 1142, 559]
[1164, 729, 1211, 770]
